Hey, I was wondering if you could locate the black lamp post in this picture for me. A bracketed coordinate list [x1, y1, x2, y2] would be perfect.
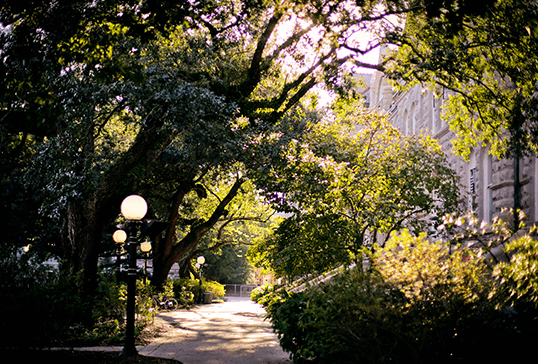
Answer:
[114, 195, 149, 357]
[196, 256, 205, 304]
[141, 240, 152, 277]
[113, 229, 127, 284]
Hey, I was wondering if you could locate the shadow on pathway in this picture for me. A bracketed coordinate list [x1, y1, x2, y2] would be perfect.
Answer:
[139, 297, 290, 364]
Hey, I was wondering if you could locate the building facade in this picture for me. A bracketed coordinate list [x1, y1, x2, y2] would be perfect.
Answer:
[363, 70, 538, 226]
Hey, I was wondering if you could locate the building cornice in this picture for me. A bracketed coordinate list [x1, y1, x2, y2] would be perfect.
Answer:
[489, 178, 530, 191]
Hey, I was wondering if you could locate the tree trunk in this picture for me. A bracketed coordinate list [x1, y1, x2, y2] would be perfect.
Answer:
[62, 195, 102, 300]
[152, 229, 201, 289]
[61, 124, 178, 296]
[151, 179, 245, 289]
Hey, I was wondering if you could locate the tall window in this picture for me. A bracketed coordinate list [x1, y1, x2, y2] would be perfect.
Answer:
[469, 151, 477, 213]
[535, 156, 538, 223]
[403, 110, 409, 135]
[409, 102, 416, 135]
[470, 167, 477, 212]
[430, 92, 436, 133]
[483, 151, 493, 223]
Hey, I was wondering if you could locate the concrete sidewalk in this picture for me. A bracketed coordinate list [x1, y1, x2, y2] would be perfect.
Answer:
[139, 297, 291, 364]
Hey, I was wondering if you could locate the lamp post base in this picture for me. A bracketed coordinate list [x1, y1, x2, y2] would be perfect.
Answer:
[121, 239, 138, 357]
[119, 344, 138, 357]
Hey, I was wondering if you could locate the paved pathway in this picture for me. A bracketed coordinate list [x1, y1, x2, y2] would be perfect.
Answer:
[139, 297, 291, 364]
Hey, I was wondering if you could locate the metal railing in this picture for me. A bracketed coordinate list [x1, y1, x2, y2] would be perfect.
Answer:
[224, 284, 259, 297]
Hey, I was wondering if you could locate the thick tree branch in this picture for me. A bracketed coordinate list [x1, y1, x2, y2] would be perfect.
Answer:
[245, 11, 284, 95]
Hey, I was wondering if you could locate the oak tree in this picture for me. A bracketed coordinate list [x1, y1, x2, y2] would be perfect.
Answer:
[1, 0, 411, 293]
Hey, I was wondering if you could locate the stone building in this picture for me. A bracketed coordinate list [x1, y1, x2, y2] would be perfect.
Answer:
[362, 69, 538, 226]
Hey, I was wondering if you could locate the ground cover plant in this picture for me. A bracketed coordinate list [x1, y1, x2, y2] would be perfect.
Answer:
[0, 248, 225, 348]
[0, 259, 155, 348]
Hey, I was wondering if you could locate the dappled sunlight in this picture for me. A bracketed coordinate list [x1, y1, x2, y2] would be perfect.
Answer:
[141, 298, 289, 363]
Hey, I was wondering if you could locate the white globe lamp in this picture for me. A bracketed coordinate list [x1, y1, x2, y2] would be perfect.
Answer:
[113, 229, 127, 244]
[121, 195, 148, 220]
[140, 241, 152, 253]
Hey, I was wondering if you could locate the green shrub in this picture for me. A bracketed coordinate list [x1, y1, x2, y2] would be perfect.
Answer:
[371, 230, 498, 363]
[172, 277, 225, 304]
[262, 271, 406, 364]
[173, 278, 200, 305]
[490, 229, 538, 354]
[172, 278, 196, 306]
[250, 283, 276, 303]
[136, 278, 158, 323]
[0, 251, 160, 347]
[494, 230, 538, 306]
[202, 278, 225, 298]
[93, 274, 125, 324]
[55, 275, 157, 346]
[263, 229, 533, 363]
[265, 290, 309, 363]
[0, 266, 92, 347]
[82, 274, 126, 345]
[373, 230, 490, 308]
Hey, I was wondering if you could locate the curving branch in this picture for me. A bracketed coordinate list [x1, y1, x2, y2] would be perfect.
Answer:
[245, 11, 284, 95]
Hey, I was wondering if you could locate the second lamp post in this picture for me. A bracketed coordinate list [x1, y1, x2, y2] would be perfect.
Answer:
[196, 256, 205, 304]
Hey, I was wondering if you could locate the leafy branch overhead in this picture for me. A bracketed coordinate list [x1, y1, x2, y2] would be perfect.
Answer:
[1, 0, 486, 291]
[384, 0, 538, 158]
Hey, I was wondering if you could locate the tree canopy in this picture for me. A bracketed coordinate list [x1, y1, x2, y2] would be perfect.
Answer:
[384, 0, 538, 159]
[2, 0, 503, 291]
[249, 112, 461, 278]
[1, 0, 415, 293]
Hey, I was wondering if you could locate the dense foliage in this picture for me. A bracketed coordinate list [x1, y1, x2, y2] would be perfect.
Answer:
[256, 226, 538, 363]
[0, 246, 230, 347]
[172, 276, 226, 302]
[160, 177, 273, 285]
[3, 0, 537, 357]
[249, 114, 461, 278]
[386, 0, 538, 159]
[200, 244, 254, 284]
[0, 252, 143, 347]
[1, 0, 423, 296]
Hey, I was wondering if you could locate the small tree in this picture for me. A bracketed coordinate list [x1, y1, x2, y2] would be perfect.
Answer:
[251, 113, 461, 278]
